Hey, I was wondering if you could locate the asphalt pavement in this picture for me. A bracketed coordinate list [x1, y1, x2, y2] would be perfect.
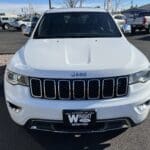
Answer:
[0, 29, 28, 54]
[0, 30, 150, 150]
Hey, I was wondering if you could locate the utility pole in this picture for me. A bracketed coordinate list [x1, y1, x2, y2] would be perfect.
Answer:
[80, 0, 83, 8]
[104, 0, 107, 10]
[115, 0, 121, 12]
[28, 0, 34, 16]
[106, 0, 112, 12]
[131, 0, 133, 8]
[49, 0, 52, 9]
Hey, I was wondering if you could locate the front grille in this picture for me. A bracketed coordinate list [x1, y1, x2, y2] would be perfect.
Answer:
[58, 80, 71, 99]
[30, 76, 129, 100]
[44, 80, 56, 99]
[73, 80, 86, 99]
[88, 80, 100, 99]
[102, 79, 115, 98]
[30, 78, 42, 98]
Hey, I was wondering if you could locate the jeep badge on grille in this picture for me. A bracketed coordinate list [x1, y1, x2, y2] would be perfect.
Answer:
[71, 72, 87, 78]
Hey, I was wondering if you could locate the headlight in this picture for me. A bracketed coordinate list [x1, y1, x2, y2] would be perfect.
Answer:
[129, 69, 150, 84]
[6, 70, 29, 86]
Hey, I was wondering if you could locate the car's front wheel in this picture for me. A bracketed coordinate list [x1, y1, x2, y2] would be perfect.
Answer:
[3, 23, 10, 30]
[131, 26, 136, 34]
[145, 28, 150, 34]
[20, 25, 26, 32]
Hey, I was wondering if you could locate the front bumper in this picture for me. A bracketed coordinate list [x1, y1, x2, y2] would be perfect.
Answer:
[5, 80, 150, 133]
[25, 118, 132, 133]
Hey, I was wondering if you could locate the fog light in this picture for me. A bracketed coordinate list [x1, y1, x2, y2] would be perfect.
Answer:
[74, 134, 81, 138]
[14, 108, 21, 113]
[30, 126, 38, 130]
[137, 104, 147, 112]
[8, 102, 22, 113]
[138, 104, 146, 111]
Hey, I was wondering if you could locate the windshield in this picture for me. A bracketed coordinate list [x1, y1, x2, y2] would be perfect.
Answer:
[34, 12, 122, 39]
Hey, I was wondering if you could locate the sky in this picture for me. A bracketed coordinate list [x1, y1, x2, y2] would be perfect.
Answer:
[0, 0, 149, 14]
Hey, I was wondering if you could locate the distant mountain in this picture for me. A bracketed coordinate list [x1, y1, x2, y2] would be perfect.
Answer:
[139, 4, 150, 10]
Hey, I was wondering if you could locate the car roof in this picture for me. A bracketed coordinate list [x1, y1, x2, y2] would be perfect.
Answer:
[45, 8, 106, 14]
[113, 14, 125, 16]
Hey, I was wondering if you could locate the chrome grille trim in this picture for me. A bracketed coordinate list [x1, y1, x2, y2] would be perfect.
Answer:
[29, 76, 129, 100]
[58, 80, 71, 100]
[116, 77, 129, 97]
[102, 78, 115, 99]
[87, 79, 100, 100]
[73, 80, 86, 100]
[30, 78, 42, 98]
[43, 79, 56, 100]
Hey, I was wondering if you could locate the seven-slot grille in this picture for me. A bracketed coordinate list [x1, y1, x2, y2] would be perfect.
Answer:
[30, 76, 129, 100]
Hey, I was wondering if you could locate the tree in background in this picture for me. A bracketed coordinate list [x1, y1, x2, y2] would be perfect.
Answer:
[64, 0, 86, 8]
[114, 0, 121, 12]
[64, 0, 80, 8]
[79, 0, 86, 7]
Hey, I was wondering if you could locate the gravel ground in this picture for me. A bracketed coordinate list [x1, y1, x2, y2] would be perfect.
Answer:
[0, 55, 13, 66]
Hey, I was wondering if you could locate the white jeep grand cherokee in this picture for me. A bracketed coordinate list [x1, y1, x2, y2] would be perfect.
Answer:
[4, 8, 150, 133]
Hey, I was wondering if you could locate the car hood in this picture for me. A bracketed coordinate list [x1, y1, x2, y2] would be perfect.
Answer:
[9, 37, 149, 78]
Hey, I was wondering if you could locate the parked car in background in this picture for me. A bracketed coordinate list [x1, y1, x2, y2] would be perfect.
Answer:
[122, 24, 131, 34]
[18, 18, 32, 31]
[0, 19, 2, 27]
[23, 16, 39, 36]
[113, 14, 126, 29]
[22, 26, 31, 36]
[5, 8, 150, 134]
[0, 17, 17, 30]
[127, 11, 150, 34]
[10, 18, 32, 31]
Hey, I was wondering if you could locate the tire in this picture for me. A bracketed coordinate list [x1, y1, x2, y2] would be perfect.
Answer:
[20, 25, 26, 32]
[16, 27, 21, 31]
[131, 26, 136, 35]
[146, 28, 149, 34]
[3, 23, 10, 30]
[2, 25, 5, 30]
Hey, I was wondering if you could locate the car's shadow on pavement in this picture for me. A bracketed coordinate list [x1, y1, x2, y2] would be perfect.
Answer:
[130, 31, 150, 37]
[28, 129, 126, 150]
[0, 65, 126, 150]
[136, 35, 150, 41]
[0, 28, 19, 32]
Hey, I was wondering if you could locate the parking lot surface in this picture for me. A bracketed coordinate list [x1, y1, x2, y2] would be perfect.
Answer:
[0, 30, 28, 54]
[0, 30, 150, 150]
